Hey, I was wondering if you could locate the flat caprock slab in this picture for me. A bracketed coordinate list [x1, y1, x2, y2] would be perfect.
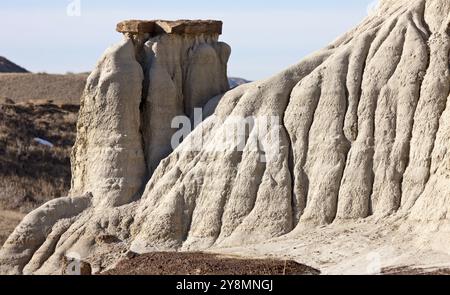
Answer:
[116, 20, 156, 34]
[116, 20, 223, 35]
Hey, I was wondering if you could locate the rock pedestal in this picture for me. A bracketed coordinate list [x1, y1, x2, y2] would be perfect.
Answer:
[3, 1, 450, 275]
[71, 19, 230, 207]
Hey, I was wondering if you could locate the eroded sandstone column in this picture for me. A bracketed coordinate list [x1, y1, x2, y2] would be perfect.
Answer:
[71, 20, 230, 207]
[70, 38, 146, 208]
[117, 20, 231, 174]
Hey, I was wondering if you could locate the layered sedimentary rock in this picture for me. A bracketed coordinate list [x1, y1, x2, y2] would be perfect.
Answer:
[2, 0, 450, 274]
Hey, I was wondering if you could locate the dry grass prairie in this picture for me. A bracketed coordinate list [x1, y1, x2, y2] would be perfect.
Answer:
[0, 101, 78, 244]
[0, 209, 24, 246]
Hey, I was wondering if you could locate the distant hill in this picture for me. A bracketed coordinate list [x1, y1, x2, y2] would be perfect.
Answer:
[0, 101, 78, 245]
[0, 73, 88, 104]
[0, 57, 28, 73]
[228, 77, 251, 88]
[0, 73, 248, 105]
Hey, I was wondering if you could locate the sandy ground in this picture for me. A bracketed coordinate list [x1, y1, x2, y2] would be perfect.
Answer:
[208, 217, 450, 275]
[3, 209, 450, 274]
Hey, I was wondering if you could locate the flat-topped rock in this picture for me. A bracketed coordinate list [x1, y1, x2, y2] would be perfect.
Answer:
[116, 19, 222, 35]
[116, 20, 155, 34]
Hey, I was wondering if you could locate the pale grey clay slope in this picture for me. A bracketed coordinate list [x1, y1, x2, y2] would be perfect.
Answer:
[1, 0, 450, 274]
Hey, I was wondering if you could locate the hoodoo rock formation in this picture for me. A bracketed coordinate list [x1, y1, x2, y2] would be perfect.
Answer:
[71, 19, 230, 208]
[2, 0, 450, 274]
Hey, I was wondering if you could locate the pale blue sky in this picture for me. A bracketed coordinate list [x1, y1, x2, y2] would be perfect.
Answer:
[0, 0, 377, 80]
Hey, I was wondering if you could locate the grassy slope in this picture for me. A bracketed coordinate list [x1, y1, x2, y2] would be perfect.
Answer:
[0, 102, 78, 244]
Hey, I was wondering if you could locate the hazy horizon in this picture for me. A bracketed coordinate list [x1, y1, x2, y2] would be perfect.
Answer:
[0, 0, 377, 80]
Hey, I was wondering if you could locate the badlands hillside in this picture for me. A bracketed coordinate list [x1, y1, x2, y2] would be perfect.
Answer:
[1, 0, 450, 275]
